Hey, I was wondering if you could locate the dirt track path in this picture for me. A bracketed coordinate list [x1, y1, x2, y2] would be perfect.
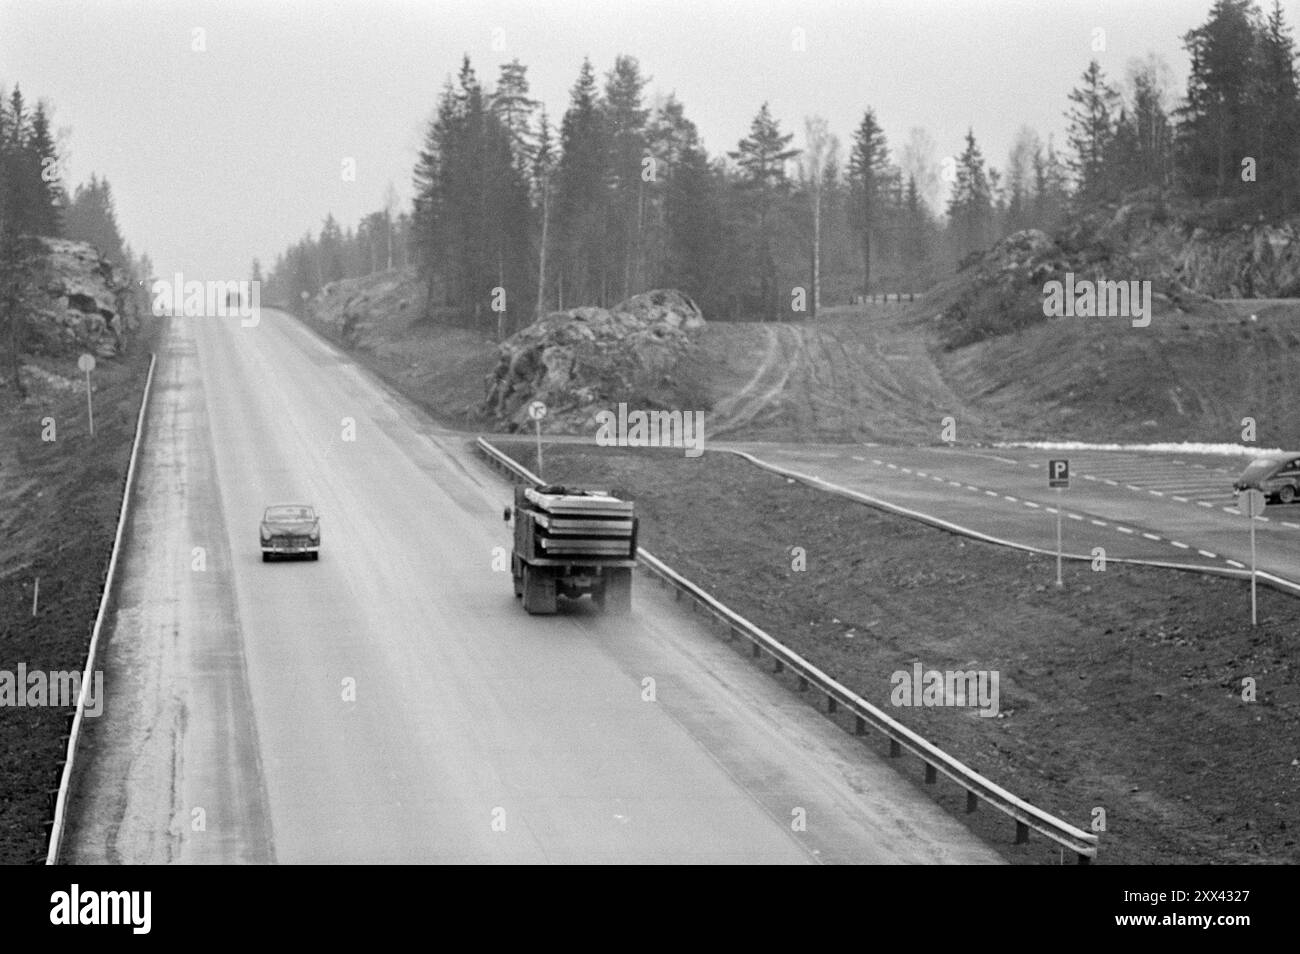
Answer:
[703, 309, 988, 443]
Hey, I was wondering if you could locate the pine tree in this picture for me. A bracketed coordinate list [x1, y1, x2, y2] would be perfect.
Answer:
[946, 129, 993, 261]
[729, 103, 799, 320]
[847, 108, 890, 296]
[602, 55, 650, 301]
[1066, 60, 1120, 206]
[554, 59, 607, 308]
[491, 59, 538, 165]
[1255, 0, 1300, 212]
[27, 102, 62, 236]
[1178, 0, 1263, 201]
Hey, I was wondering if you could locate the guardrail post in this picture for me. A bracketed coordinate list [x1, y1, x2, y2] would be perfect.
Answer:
[1015, 821, 1030, 844]
[924, 763, 937, 784]
[773, 658, 784, 674]
[826, 695, 837, 714]
[966, 791, 978, 814]
[854, 715, 866, 736]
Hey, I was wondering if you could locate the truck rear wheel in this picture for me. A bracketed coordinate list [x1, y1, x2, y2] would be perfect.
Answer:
[522, 565, 557, 615]
[600, 568, 632, 616]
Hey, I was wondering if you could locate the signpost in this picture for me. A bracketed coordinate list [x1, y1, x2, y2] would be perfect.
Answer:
[78, 353, 96, 437]
[1048, 459, 1069, 587]
[527, 400, 547, 478]
[1238, 488, 1266, 626]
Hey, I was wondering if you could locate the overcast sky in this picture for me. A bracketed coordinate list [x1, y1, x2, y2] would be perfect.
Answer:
[0, 0, 1251, 280]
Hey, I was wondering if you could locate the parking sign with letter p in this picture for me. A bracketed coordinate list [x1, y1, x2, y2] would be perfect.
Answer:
[1049, 459, 1070, 488]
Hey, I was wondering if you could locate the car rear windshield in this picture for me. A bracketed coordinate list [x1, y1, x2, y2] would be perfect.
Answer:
[265, 506, 313, 521]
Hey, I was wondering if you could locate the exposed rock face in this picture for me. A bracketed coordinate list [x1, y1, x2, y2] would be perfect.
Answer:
[29, 238, 136, 357]
[484, 288, 705, 432]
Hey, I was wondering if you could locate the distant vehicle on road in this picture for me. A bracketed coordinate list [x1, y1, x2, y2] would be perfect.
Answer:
[1233, 453, 1300, 504]
[260, 503, 320, 561]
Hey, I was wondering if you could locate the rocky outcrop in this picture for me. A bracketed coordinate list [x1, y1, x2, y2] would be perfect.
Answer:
[29, 238, 136, 357]
[484, 288, 705, 432]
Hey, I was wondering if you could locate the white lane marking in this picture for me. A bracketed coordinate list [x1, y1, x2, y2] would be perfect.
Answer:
[1116, 526, 1134, 534]
[1172, 496, 1189, 503]
[1045, 506, 1059, 514]
[872, 459, 883, 466]
[1148, 490, 1164, 496]
[1222, 506, 1237, 514]
[851, 455, 865, 461]
[1003, 495, 1019, 502]
[965, 484, 980, 491]
[1283, 521, 1300, 529]
[1067, 513, 1084, 521]
[1226, 559, 1245, 568]
[984, 489, 999, 497]
[1126, 484, 1144, 491]
[1024, 501, 1040, 508]
[1090, 519, 1108, 527]
[1170, 541, 1190, 549]
[1142, 532, 1162, 540]
[886, 463, 897, 469]
[1198, 549, 1217, 558]
[916, 471, 928, 477]
[947, 480, 963, 487]
[932, 474, 945, 481]
[900, 467, 913, 473]
[1198, 501, 1214, 508]
[1082, 474, 1098, 481]
[1104, 479, 1119, 486]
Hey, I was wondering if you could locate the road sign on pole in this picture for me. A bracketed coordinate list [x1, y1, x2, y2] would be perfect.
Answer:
[1048, 459, 1069, 586]
[1238, 488, 1266, 626]
[527, 400, 547, 478]
[78, 353, 96, 437]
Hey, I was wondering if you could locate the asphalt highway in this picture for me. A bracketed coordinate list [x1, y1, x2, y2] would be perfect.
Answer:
[65, 311, 1001, 864]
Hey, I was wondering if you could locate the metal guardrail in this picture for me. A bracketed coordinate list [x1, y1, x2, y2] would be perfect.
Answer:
[45, 352, 157, 865]
[474, 435, 1099, 863]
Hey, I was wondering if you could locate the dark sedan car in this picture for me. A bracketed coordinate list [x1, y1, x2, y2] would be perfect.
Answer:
[1233, 453, 1300, 504]
[260, 503, 321, 560]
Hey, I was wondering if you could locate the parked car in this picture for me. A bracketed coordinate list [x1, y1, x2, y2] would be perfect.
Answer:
[260, 503, 320, 560]
[1233, 453, 1300, 504]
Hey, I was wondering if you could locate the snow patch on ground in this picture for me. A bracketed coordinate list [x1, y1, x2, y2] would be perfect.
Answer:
[995, 440, 1285, 458]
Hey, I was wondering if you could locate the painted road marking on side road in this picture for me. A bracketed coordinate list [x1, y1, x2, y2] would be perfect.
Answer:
[1067, 513, 1084, 520]
[1116, 526, 1134, 534]
[1198, 549, 1217, 558]
[1090, 519, 1107, 526]
[1170, 541, 1190, 549]
[1142, 532, 1162, 540]
[1226, 559, 1245, 568]
[1172, 496, 1189, 503]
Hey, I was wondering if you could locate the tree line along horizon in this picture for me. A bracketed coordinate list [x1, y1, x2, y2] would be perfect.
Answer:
[264, 1, 1300, 332]
[1, 0, 1296, 364]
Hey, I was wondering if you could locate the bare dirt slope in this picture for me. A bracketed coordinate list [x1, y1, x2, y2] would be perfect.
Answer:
[303, 267, 1300, 449]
